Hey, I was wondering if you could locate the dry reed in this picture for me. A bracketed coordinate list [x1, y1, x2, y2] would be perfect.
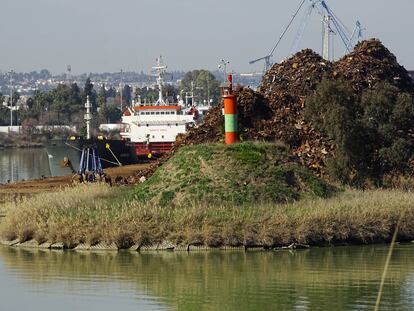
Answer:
[1, 184, 413, 249]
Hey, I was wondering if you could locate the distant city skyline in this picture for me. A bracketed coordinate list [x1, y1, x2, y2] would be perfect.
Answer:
[1, 0, 413, 74]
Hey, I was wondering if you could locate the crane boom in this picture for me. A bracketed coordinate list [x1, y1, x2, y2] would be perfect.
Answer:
[249, 55, 270, 65]
[344, 21, 363, 53]
[249, 0, 307, 72]
[249, 0, 365, 70]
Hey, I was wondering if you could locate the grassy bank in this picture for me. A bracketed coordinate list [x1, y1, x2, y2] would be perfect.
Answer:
[1, 183, 413, 249]
[134, 142, 336, 206]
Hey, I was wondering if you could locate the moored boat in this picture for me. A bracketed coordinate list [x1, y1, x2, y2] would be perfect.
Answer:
[120, 57, 209, 157]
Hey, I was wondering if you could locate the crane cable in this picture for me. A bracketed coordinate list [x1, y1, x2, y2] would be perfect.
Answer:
[268, 0, 308, 58]
[64, 142, 120, 166]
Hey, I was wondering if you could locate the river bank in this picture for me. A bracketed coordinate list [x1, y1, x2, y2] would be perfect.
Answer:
[0, 142, 44, 149]
[0, 133, 43, 148]
[0, 163, 150, 198]
[0, 163, 150, 209]
[0, 131, 73, 149]
[1, 183, 413, 250]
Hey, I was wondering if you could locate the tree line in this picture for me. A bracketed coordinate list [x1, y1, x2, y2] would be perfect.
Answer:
[0, 70, 219, 128]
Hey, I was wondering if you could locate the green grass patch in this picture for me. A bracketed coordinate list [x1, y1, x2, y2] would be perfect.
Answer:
[132, 142, 336, 206]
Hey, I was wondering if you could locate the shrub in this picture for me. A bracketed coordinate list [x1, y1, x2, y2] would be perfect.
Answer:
[305, 79, 414, 186]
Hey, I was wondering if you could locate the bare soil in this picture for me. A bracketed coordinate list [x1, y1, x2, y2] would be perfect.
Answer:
[0, 164, 150, 196]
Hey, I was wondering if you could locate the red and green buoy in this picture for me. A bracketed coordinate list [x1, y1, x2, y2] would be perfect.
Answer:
[222, 74, 238, 145]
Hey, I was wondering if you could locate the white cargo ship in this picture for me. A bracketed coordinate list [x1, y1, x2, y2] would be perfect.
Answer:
[120, 57, 210, 157]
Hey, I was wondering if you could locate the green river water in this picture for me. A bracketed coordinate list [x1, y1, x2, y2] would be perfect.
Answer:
[0, 148, 52, 184]
[0, 244, 414, 310]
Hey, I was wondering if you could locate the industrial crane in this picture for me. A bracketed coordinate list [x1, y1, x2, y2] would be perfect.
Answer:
[250, 0, 364, 71]
[249, 0, 307, 72]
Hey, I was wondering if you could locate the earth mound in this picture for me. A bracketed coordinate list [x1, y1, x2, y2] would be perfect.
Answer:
[133, 142, 336, 206]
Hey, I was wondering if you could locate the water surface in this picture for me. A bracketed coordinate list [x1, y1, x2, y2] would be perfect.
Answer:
[0, 146, 78, 184]
[0, 244, 414, 310]
[0, 148, 51, 184]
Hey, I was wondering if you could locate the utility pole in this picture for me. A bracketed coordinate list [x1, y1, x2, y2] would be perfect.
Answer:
[206, 75, 210, 105]
[9, 70, 14, 128]
[120, 69, 123, 112]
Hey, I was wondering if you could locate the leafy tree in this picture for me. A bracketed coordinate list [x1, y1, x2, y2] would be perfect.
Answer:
[31, 90, 52, 122]
[46, 83, 82, 124]
[26, 97, 34, 109]
[50, 85, 70, 124]
[97, 84, 107, 107]
[181, 70, 220, 105]
[164, 84, 180, 103]
[67, 83, 83, 116]
[106, 86, 117, 98]
[135, 87, 158, 103]
[305, 79, 369, 184]
[0, 92, 11, 126]
[122, 84, 132, 106]
[361, 83, 414, 174]
[83, 77, 97, 108]
[98, 104, 121, 123]
[0, 105, 10, 125]
[305, 79, 414, 186]
[8, 91, 20, 107]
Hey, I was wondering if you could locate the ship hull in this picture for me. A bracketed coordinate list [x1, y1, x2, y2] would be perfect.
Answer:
[127, 141, 174, 157]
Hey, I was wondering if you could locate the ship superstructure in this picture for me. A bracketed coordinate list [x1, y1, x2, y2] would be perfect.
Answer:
[120, 57, 198, 156]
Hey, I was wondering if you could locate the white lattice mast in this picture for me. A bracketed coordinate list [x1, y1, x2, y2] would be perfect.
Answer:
[85, 96, 92, 140]
[152, 56, 167, 105]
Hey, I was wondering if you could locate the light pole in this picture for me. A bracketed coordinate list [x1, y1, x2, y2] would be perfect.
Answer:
[9, 70, 14, 128]
[218, 59, 230, 82]
[120, 69, 123, 112]
[206, 75, 210, 104]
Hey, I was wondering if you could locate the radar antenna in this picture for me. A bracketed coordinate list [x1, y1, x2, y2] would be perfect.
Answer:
[151, 56, 168, 105]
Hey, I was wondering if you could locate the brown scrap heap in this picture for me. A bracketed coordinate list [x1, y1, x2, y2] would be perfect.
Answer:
[254, 49, 335, 172]
[133, 39, 414, 180]
[175, 104, 224, 146]
[333, 40, 414, 94]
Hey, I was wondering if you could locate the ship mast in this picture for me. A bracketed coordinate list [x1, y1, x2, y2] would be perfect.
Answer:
[152, 56, 167, 105]
[85, 96, 92, 140]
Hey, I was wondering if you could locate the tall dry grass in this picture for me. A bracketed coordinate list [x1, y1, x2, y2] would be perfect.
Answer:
[1, 184, 413, 249]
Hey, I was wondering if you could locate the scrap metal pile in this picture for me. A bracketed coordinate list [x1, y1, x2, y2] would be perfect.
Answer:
[333, 40, 413, 94]
[178, 39, 413, 175]
[132, 39, 413, 180]
[254, 48, 335, 173]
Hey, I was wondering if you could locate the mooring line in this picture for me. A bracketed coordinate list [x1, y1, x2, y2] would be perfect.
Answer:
[64, 142, 119, 166]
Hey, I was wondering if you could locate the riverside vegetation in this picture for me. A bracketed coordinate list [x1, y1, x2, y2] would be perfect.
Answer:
[1, 142, 414, 249]
[1, 40, 414, 250]
[1, 183, 413, 249]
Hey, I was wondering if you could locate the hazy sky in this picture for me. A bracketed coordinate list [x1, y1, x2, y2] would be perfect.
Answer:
[1, 0, 413, 74]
